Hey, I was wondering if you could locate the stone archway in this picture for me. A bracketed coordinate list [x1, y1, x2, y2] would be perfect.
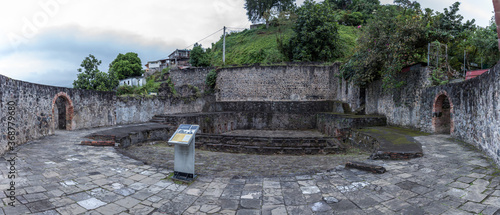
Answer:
[51, 92, 74, 131]
[432, 91, 454, 134]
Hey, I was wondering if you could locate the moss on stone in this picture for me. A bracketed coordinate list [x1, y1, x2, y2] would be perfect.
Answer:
[357, 126, 428, 145]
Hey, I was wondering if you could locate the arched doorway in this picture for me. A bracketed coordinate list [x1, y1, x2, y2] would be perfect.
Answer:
[432, 92, 454, 134]
[51, 92, 74, 131]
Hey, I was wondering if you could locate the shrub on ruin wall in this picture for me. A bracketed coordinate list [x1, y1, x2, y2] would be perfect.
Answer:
[205, 69, 217, 93]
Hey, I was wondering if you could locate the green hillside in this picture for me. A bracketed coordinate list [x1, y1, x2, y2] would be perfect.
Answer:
[209, 24, 360, 66]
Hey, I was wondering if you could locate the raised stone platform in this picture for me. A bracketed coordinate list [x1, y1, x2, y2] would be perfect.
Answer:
[350, 126, 427, 160]
[195, 130, 344, 155]
[84, 123, 172, 148]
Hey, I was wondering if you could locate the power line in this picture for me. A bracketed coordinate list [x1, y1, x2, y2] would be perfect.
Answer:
[183, 28, 224, 50]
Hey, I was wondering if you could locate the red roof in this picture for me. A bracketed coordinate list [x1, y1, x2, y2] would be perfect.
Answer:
[466, 69, 488, 80]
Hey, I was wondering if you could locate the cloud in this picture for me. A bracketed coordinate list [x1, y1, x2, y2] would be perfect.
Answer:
[0, 25, 179, 87]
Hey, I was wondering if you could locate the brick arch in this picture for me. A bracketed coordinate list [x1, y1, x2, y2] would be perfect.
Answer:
[432, 91, 454, 134]
[51, 92, 74, 131]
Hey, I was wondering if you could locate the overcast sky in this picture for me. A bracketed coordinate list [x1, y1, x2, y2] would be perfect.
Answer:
[0, 0, 494, 88]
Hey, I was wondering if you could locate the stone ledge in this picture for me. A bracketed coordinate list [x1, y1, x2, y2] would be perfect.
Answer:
[80, 141, 115, 146]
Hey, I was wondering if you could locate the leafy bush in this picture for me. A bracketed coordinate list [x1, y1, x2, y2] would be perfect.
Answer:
[205, 69, 217, 90]
[116, 85, 134, 95]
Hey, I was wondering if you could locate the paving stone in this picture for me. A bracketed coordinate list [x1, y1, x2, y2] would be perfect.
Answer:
[56, 203, 87, 215]
[23, 193, 49, 202]
[200, 204, 222, 213]
[77, 197, 107, 210]
[114, 196, 141, 208]
[282, 189, 305, 206]
[484, 196, 500, 206]
[262, 205, 287, 215]
[457, 176, 476, 184]
[241, 191, 262, 200]
[236, 209, 260, 215]
[349, 195, 379, 209]
[481, 206, 500, 215]
[300, 186, 320, 194]
[221, 199, 240, 210]
[286, 205, 313, 215]
[310, 201, 331, 212]
[95, 203, 126, 214]
[240, 199, 261, 209]
[25, 199, 55, 213]
[382, 198, 411, 212]
[263, 196, 284, 206]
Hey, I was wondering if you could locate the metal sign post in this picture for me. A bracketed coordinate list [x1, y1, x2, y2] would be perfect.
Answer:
[168, 124, 199, 181]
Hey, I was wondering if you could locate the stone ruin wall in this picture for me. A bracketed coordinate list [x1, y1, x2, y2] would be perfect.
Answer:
[365, 64, 500, 165]
[115, 96, 213, 125]
[215, 64, 361, 110]
[169, 67, 213, 96]
[0, 75, 116, 155]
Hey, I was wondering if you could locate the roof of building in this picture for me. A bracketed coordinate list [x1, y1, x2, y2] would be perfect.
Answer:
[465, 69, 489, 80]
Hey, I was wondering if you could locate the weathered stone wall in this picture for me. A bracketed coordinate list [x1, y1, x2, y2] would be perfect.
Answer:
[169, 67, 213, 94]
[365, 63, 500, 165]
[421, 67, 500, 165]
[215, 64, 360, 110]
[0, 75, 116, 155]
[365, 64, 432, 129]
[115, 96, 214, 125]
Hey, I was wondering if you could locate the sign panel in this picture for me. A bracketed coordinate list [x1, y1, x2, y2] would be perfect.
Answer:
[168, 124, 199, 145]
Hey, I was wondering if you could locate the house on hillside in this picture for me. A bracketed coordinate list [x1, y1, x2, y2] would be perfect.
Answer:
[119, 76, 146, 87]
[168, 49, 191, 67]
[145, 58, 171, 74]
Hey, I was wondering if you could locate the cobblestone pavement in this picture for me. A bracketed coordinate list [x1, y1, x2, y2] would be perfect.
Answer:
[119, 141, 368, 177]
[1, 127, 500, 215]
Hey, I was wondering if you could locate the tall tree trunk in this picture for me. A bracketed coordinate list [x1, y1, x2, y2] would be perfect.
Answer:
[493, 0, 500, 51]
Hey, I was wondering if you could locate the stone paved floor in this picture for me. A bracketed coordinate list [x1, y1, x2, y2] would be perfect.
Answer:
[1, 127, 500, 214]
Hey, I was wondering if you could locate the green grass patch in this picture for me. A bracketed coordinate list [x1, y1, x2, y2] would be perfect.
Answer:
[209, 24, 359, 66]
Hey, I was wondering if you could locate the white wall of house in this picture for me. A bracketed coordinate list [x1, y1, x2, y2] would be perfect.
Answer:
[119, 77, 146, 87]
[149, 61, 161, 69]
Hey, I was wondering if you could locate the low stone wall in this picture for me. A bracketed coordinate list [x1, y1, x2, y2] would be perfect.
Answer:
[0, 75, 116, 155]
[115, 96, 213, 125]
[169, 67, 213, 95]
[316, 113, 387, 137]
[152, 112, 318, 134]
[215, 64, 360, 110]
[195, 134, 344, 155]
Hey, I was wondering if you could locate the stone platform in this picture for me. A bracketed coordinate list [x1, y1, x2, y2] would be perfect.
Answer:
[196, 129, 344, 155]
[351, 127, 426, 160]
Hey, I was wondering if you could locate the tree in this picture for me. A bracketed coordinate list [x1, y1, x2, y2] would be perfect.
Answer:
[244, 0, 295, 27]
[109, 52, 143, 80]
[189, 43, 211, 67]
[73, 54, 116, 91]
[279, 0, 340, 62]
[341, 4, 429, 88]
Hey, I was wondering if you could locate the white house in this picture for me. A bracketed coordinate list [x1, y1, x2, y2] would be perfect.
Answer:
[119, 76, 146, 87]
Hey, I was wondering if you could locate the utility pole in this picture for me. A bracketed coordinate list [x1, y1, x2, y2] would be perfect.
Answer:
[223, 26, 226, 65]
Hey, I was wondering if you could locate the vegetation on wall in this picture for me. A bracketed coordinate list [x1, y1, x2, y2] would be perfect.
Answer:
[205, 69, 217, 93]
[190, 43, 211, 67]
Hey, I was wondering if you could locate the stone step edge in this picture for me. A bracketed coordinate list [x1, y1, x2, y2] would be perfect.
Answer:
[80, 140, 116, 147]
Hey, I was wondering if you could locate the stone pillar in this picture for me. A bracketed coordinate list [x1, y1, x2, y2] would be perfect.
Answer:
[493, 0, 500, 51]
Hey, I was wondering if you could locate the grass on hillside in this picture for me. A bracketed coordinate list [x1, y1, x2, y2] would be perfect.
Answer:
[209, 24, 360, 66]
